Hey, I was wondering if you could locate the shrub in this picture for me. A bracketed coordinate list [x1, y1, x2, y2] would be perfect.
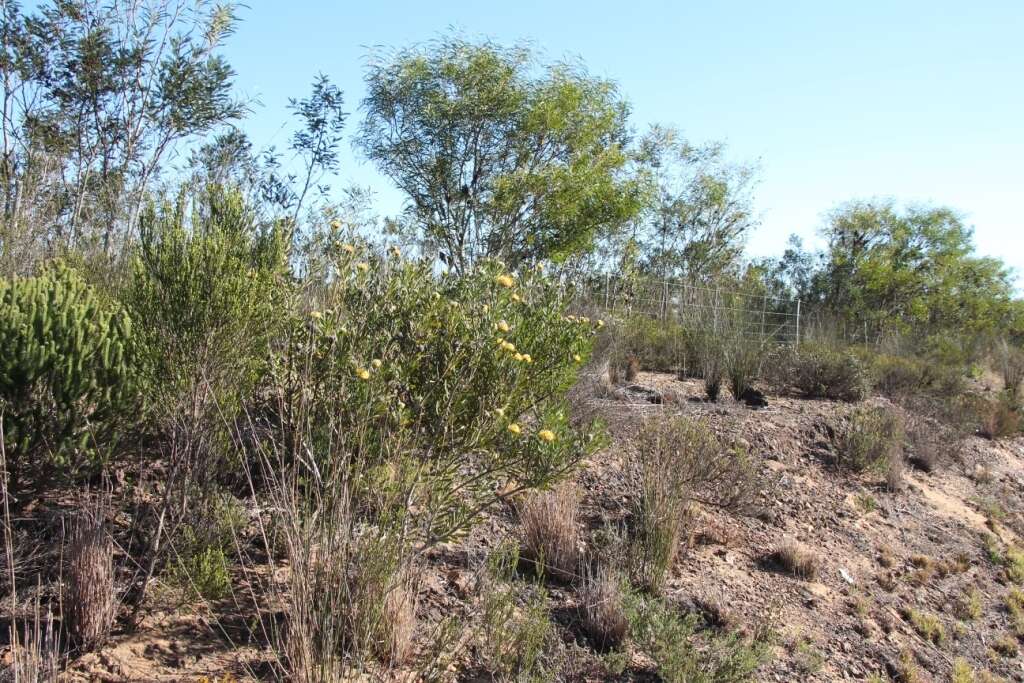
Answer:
[518, 485, 582, 582]
[773, 343, 869, 402]
[125, 185, 290, 429]
[580, 564, 628, 651]
[66, 509, 117, 651]
[770, 539, 820, 579]
[835, 405, 904, 473]
[624, 590, 769, 682]
[629, 417, 760, 593]
[698, 336, 724, 402]
[902, 607, 944, 645]
[170, 544, 231, 601]
[973, 392, 1022, 440]
[0, 263, 141, 491]
[723, 336, 764, 402]
[477, 546, 554, 680]
[868, 352, 963, 400]
[279, 256, 603, 545]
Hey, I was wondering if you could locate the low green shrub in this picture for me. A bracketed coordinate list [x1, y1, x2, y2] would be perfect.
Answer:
[867, 352, 964, 399]
[624, 590, 770, 682]
[835, 405, 904, 473]
[772, 343, 869, 402]
[0, 263, 142, 490]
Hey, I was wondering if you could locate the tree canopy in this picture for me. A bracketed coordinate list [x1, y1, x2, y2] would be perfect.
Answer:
[357, 36, 646, 271]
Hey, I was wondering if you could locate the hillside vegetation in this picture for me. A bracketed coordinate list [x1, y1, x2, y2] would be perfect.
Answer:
[1, 2, 1023, 681]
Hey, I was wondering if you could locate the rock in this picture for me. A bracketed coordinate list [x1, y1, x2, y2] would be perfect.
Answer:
[839, 567, 855, 585]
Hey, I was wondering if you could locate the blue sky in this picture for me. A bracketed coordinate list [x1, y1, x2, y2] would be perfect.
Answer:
[224, 1, 1023, 282]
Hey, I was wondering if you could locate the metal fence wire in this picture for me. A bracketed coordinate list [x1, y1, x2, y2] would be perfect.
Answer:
[566, 273, 801, 345]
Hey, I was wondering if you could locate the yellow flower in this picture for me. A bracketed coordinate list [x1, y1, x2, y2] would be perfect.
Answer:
[495, 274, 515, 288]
[341, 243, 355, 254]
[309, 310, 323, 320]
[507, 423, 522, 435]
[567, 315, 577, 322]
[496, 337, 505, 345]
[514, 353, 525, 362]
[371, 359, 382, 369]
[534, 262, 544, 272]
[356, 262, 369, 273]
[355, 367, 371, 381]
[522, 354, 532, 363]
[330, 220, 342, 231]
[497, 320, 511, 333]
[390, 246, 401, 258]
[580, 316, 590, 324]
[573, 354, 582, 363]
[502, 341, 516, 352]
[494, 407, 505, 417]
[596, 319, 605, 328]
[538, 429, 556, 443]
[511, 293, 521, 303]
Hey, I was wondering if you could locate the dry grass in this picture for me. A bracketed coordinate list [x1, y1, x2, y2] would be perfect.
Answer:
[625, 356, 640, 382]
[771, 539, 821, 580]
[579, 564, 628, 650]
[66, 507, 117, 651]
[518, 484, 582, 582]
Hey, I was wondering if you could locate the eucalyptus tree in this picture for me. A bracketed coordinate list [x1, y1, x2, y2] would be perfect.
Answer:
[358, 36, 645, 272]
[0, 0, 244, 269]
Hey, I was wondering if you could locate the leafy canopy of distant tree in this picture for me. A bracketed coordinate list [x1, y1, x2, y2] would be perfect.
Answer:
[760, 200, 1019, 346]
[357, 36, 646, 272]
[0, 0, 244, 266]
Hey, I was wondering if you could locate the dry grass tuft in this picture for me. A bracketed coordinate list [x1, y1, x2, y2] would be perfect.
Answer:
[518, 484, 582, 582]
[624, 356, 640, 382]
[66, 507, 117, 651]
[579, 564, 628, 650]
[771, 539, 821, 580]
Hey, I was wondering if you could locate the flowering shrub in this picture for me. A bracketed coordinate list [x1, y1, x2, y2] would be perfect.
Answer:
[271, 249, 604, 544]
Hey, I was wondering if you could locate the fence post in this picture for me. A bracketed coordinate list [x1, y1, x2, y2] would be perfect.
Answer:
[795, 299, 801, 346]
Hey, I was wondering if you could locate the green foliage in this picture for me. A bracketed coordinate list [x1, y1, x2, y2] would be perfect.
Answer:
[358, 35, 645, 270]
[0, 0, 244, 262]
[866, 351, 963, 399]
[126, 185, 289, 418]
[624, 590, 769, 683]
[276, 250, 603, 544]
[477, 544, 555, 680]
[835, 406, 904, 473]
[773, 343, 869, 402]
[632, 125, 757, 282]
[0, 263, 141, 488]
[903, 607, 944, 645]
[170, 543, 231, 601]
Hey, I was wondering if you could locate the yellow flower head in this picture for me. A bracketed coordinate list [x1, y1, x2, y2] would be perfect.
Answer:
[534, 262, 544, 272]
[597, 319, 605, 328]
[522, 354, 532, 364]
[497, 319, 511, 333]
[390, 246, 401, 258]
[496, 337, 505, 345]
[507, 423, 522, 435]
[355, 367, 371, 381]
[567, 315, 577, 322]
[330, 220, 342, 231]
[483, 304, 490, 313]
[538, 429, 556, 443]
[573, 354, 582, 363]
[495, 274, 515, 288]
[494, 407, 505, 418]
[356, 262, 370, 273]
[580, 316, 590, 324]
[341, 243, 355, 254]
[511, 293, 521, 303]
[371, 359, 382, 369]
[309, 310, 323, 320]
[514, 353, 525, 362]
[502, 341, 516, 352]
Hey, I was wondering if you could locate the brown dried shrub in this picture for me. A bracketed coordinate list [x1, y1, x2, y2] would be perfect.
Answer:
[579, 564, 628, 650]
[66, 510, 117, 651]
[771, 539, 820, 580]
[518, 484, 582, 582]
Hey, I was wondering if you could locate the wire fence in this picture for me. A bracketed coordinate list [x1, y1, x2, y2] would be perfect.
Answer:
[566, 273, 802, 345]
